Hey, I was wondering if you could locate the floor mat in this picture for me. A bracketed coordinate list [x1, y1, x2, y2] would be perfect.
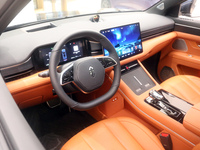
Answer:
[39, 133, 67, 150]
[22, 103, 97, 150]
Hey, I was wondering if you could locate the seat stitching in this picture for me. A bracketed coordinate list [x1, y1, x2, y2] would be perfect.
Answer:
[163, 81, 192, 101]
[102, 122, 127, 150]
[79, 133, 93, 150]
[161, 80, 185, 98]
[165, 84, 186, 99]
[184, 120, 200, 131]
[183, 76, 200, 95]
[175, 77, 200, 103]
[117, 119, 163, 150]
[119, 120, 162, 149]
[115, 120, 143, 149]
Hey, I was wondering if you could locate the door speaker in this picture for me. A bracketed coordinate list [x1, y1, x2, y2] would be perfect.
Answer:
[160, 66, 175, 81]
[172, 39, 188, 51]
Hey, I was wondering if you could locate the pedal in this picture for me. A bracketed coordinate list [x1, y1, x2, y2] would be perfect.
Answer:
[46, 98, 61, 108]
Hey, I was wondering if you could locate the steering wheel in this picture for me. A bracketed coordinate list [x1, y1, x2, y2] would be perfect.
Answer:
[49, 31, 121, 111]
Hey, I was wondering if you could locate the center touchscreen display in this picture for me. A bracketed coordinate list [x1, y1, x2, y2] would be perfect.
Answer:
[40, 40, 83, 67]
[100, 23, 143, 60]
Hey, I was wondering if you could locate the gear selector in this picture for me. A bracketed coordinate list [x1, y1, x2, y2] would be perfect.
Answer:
[149, 89, 164, 101]
[145, 90, 185, 123]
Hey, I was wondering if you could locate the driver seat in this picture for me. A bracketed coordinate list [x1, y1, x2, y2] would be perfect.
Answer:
[61, 117, 164, 150]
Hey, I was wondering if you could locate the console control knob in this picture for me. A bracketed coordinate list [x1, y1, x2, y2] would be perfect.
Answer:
[149, 90, 164, 100]
[145, 96, 154, 103]
[157, 101, 168, 110]
[157, 101, 177, 116]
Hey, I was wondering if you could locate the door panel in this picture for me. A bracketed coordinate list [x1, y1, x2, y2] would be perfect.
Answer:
[158, 31, 200, 82]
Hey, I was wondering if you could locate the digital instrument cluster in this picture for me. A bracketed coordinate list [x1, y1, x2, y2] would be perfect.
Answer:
[33, 39, 88, 70]
[40, 40, 84, 67]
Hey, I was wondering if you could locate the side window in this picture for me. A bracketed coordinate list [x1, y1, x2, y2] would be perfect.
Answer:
[179, 0, 200, 19]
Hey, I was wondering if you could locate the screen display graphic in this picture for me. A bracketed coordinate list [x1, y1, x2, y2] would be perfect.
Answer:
[100, 23, 143, 60]
[40, 40, 83, 67]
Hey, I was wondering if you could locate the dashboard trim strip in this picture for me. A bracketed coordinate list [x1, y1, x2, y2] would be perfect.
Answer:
[0, 57, 32, 70]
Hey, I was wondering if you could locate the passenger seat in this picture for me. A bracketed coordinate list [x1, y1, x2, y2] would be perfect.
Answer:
[160, 75, 200, 105]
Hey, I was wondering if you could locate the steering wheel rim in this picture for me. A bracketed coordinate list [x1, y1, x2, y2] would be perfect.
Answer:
[49, 31, 121, 111]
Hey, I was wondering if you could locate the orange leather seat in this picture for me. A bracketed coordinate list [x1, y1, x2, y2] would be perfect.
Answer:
[160, 75, 200, 105]
[61, 117, 164, 150]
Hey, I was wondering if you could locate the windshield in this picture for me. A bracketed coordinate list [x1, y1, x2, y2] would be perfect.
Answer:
[9, 0, 160, 27]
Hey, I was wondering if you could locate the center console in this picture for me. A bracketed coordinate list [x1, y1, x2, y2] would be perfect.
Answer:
[121, 61, 155, 95]
[120, 60, 193, 123]
[119, 59, 193, 124]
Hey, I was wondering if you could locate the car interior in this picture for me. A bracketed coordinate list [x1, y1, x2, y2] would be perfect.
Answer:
[0, 0, 200, 149]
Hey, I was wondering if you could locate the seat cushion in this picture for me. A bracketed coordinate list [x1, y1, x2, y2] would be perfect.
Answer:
[160, 75, 200, 105]
[193, 143, 200, 150]
[61, 117, 164, 150]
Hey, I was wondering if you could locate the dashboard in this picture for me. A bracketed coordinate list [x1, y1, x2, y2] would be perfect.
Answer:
[0, 12, 174, 81]
[33, 22, 144, 71]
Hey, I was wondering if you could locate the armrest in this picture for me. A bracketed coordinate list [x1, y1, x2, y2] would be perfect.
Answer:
[183, 103, 200, 137]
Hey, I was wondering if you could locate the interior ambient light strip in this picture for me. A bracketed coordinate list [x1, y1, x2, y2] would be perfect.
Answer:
[133, 76, 142, 85]
[106, 74, 195, 147]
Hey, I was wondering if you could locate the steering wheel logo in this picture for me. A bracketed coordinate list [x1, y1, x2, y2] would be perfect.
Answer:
[89, 66, 95, 77]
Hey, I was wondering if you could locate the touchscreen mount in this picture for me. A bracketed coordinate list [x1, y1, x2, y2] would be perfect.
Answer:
[100, 23, 143, 60]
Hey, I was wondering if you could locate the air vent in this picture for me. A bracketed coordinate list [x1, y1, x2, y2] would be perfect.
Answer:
[26, 23, 56, 33]
[89, 41, 103, 56]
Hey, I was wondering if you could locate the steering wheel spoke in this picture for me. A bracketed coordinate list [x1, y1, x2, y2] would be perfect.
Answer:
[96, 56, 117, 69]
[60, 63, 74, 85]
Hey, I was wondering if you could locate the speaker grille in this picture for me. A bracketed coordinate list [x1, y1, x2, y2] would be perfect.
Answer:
[160, 66, 175, 81]
[172, 39, 188, 51]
